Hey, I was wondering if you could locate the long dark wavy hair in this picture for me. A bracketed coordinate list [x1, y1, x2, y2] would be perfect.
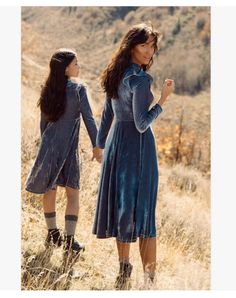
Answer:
[38, 48, 76, 122]
[101, 23, 161, 99]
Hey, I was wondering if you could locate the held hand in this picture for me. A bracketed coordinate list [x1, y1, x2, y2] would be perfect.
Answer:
[159, 79, 175, 106]
[91, 147, 103, 163]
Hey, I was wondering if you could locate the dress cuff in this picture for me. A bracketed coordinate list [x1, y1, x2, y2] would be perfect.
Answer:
[156, 103, 163, 112]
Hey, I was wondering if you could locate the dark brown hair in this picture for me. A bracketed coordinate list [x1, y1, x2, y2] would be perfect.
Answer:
[101, 23, 161, 99]
[38, 48, 76, 122]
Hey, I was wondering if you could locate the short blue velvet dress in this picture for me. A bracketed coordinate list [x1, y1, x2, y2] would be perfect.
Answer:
[25, 80, 97, 194]
[92, 63, 163, 242]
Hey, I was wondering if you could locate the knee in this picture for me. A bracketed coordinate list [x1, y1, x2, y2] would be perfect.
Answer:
[66, 188, 79, 202]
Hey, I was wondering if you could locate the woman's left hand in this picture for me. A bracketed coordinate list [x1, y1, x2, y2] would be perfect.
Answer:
[92, 147, 103, 163]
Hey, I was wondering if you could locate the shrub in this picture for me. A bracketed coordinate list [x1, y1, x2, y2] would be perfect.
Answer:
[168, 7, 175, 16]
[172, 19, 181, 36]
[196, 18, 206, 31]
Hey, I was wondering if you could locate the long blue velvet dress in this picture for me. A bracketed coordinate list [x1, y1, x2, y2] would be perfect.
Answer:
[26, 80, 97, 194]
[92, 63, 163, 242]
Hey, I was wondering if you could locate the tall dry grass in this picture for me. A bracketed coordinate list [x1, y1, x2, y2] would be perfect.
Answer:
[21, 84, 210, 290]
[21, 6, 210, 290]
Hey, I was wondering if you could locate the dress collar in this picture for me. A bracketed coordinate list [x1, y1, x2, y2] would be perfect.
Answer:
[130, 62, 142, 71]
[122, 62, 153, 89]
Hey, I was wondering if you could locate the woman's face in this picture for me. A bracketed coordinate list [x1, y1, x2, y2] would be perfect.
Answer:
[131, 35, 156, 66]
[65, 56, 80, 78]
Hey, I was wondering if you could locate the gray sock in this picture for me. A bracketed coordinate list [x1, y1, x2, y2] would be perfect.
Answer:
[65, 215, 78, 236]
[44, 212, 57, 230]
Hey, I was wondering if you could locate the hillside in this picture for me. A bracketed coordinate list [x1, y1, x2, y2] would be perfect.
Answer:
[21, 6, 210, 290]
[22, 6, 210, 95]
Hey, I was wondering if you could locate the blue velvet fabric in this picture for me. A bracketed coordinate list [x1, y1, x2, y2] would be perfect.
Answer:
[26, 80, 97, 194]
[92, 63, 163, 242]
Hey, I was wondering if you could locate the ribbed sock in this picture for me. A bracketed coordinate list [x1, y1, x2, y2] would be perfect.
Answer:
[44, 212, 57, 230]
[65, 214, 78, 236]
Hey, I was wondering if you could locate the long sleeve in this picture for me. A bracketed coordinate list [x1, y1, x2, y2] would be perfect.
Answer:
[96, 96, 114, 149]
[79, 86, 98, 148]
[40, 111, 49, 137]
[131, 76, 163, 133]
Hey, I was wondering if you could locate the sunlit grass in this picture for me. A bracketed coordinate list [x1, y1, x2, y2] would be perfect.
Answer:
[21, 85, 210, 290]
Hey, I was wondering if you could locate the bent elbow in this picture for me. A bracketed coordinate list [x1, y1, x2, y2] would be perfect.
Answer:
[135, 120, 148, 133]
[136, 127, 147, 133]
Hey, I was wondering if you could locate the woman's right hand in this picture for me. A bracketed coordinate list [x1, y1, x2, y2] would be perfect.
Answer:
[159, 79, 175, 106]
[92, 147, 103, 163]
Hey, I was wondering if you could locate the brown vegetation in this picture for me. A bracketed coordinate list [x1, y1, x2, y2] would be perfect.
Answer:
[21, 6, 210, 290]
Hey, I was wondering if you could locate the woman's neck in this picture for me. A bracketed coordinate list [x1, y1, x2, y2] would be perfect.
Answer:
[131, 59, 141, 66]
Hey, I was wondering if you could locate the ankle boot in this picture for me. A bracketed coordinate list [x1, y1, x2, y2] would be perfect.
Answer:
[44, 228, 62, 248]
[144, 271, 155, 285]
[114, 262, 133, 290]
[63, 235, 85, 255]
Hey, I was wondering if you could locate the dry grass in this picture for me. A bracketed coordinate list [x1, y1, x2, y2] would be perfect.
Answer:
[21, 6, 210, 290]
[21, 86, 210, 290]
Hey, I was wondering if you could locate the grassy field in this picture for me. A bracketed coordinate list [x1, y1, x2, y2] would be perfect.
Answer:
[21, 84, 210, 290]
[21, 6, 210, 290]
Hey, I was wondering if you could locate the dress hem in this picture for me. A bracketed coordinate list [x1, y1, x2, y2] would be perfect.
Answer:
[25, 183, 80, 195]
[92, 232, 157, 243]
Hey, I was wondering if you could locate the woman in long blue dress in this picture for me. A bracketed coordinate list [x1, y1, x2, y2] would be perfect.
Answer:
[92, 24, 174, 288]
[25, 48, 102, 255]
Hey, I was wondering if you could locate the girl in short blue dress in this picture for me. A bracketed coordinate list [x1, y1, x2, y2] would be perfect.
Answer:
[25, 48, 102, 255]
[92, 24, 174, 289]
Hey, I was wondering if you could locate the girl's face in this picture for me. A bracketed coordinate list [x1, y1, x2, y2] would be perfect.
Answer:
[65, 56, 80, 78]
[131, 35, 156, 66]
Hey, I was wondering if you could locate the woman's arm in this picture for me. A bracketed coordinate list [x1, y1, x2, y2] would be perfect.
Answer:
[96, 96, 114, 149]
[132, 76, 163, 133]
[79, 86, 98, 148]
[40, 112, 49, 136]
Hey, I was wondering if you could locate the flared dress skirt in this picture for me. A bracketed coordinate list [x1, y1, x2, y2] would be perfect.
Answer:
[92, 120, 159, 242]
[25, 119, 81, 194]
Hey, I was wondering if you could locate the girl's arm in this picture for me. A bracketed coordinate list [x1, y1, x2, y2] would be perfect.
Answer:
[96, 96, 114, 149]
[79, 86, 98, 148]
[131, 76, 163, 133]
